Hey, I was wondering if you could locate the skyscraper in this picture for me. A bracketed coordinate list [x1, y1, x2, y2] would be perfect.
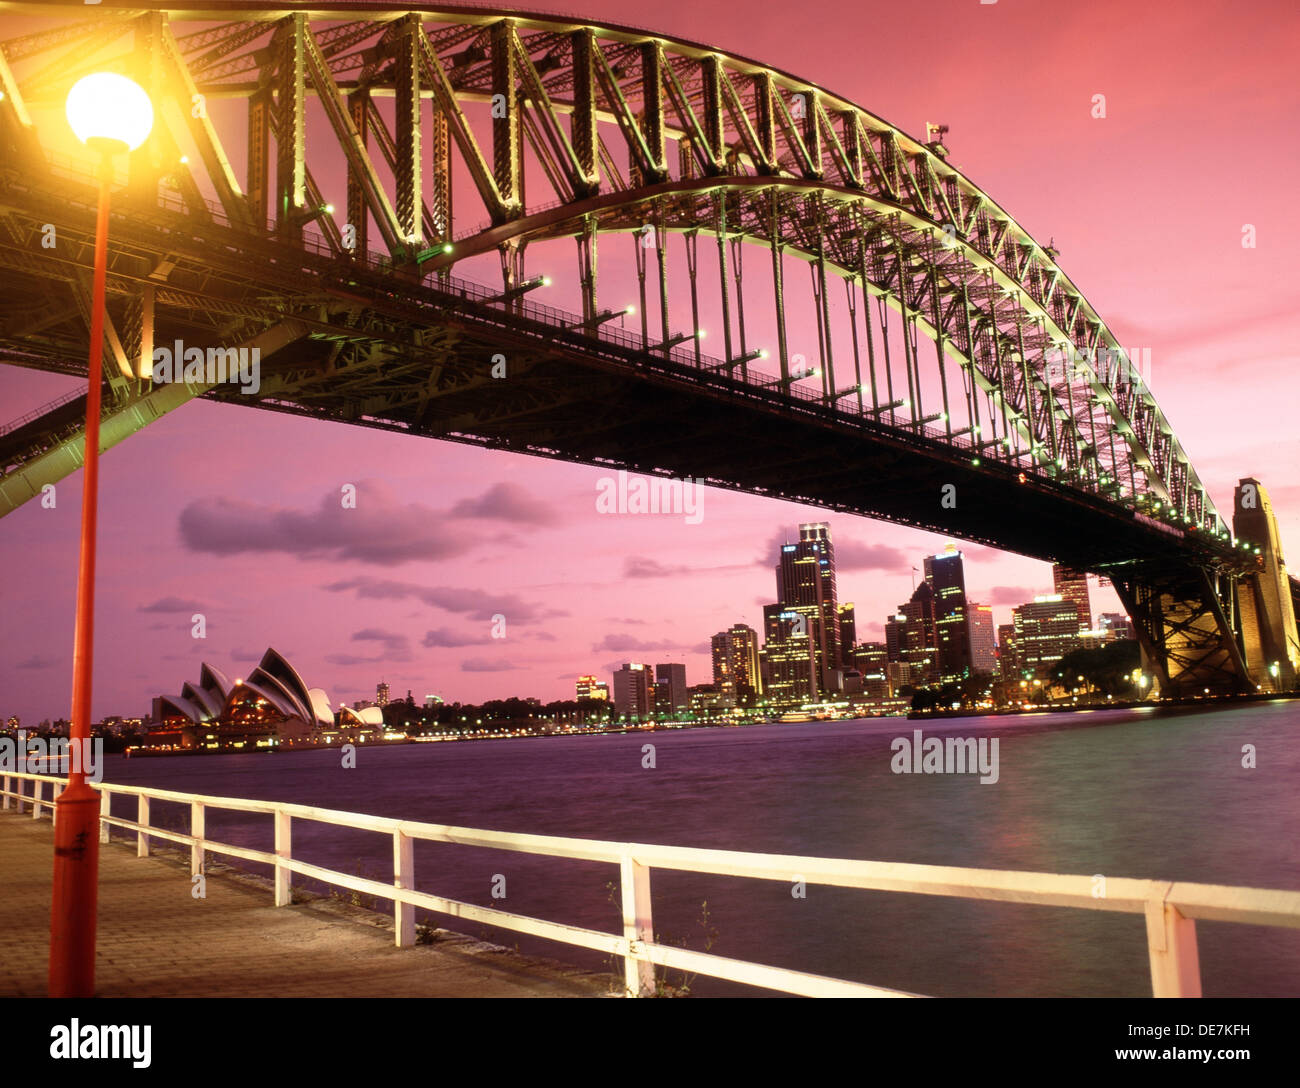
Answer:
[968, 603, 996, 674]
[924, 544, 972, 682]
[654, 663, 688, 712]
[376, 681, 390, 707]
[775, 522, 841, 689]
[996, 623, 1019, 679]
[762, 604, 818, 705]
[885, 581, 938, 688]
[1052, 564, 1091, 633]
[613, 663, 652, 719]
[712, 624, 763, 702]
[838, 603, 857, 657]
[710, 631, 733, 694]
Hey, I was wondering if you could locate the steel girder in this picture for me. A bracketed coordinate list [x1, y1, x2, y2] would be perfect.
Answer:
[0, 321, 308, 516]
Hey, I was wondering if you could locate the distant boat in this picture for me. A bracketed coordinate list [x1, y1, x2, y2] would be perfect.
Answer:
[777, 708, 838, 723]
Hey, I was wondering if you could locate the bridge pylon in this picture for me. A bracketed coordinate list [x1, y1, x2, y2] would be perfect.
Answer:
[1112, 566, 1252, 699]
[1233, 478, 1300, 692]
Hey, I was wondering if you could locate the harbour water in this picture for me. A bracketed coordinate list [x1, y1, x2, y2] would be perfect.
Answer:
[98, 701, 1300, 996]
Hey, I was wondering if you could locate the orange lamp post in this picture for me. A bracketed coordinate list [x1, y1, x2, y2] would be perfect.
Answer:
[49, 72, 153, 999]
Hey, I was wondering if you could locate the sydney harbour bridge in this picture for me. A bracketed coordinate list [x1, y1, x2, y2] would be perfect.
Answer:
[0, 2, 1296, 698]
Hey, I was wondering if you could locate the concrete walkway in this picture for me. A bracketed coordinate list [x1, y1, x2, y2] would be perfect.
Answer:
[0, 812, 610, 998]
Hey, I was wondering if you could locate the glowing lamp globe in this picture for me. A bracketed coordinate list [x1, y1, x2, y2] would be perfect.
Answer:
[66, 73, 153, 152]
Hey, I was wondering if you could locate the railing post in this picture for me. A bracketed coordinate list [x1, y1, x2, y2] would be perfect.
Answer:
[137, 795, 150, 856]
[2, 773, 9, 810]
[99, 788, 110, 844]
[190, 801, 205, 877]
[620, 852, 655, 997]
[393, 830, 415, 948]
[1146, 888, 1202, 998]
[274, 809, 292, 906]
[32, 778, 43, 820]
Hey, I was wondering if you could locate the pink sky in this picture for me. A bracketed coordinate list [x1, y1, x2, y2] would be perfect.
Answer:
[2, 0, 1298, 722]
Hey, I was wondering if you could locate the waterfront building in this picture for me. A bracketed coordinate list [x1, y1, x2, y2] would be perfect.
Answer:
[575, 675, 610, 701]
[711, 623, 763, 703]
[688, 684, 735, 715]
[654, 663, 688, 712]
[762, 604, 819, 705]
[613, 663, 653, 720]
[853, 641, 892, 699]
[1012, 595, 1083, 675]
[150, 649, 334, 750]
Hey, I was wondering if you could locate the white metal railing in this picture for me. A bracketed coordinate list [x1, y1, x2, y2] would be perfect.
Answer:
[4, 771, 1299, 997]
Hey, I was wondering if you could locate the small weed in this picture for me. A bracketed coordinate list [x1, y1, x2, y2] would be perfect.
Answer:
[604, 880, 718, 997]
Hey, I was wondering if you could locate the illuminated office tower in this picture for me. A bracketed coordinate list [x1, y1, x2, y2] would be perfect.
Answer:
[712, 624, 763, 702]
[1052, 564, 1091, 633]
[576, 675, 609, 701]
[924, 544, 972, 682]
[1012, 595, 1081, 675]
[775, 522, 841, 688]
[762, 604, 819, 705]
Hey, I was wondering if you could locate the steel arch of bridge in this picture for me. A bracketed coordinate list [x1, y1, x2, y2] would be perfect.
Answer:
[0, 2, 1226, 537]
[0, 3, 1281, 696]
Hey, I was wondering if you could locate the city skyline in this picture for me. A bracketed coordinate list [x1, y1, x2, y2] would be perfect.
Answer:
[4, 517, 1124, 724]
[2, 0, 1297, 722]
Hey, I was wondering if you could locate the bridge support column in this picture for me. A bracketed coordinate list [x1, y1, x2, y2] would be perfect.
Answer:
[1233, 478, 1300, 691]
[1114, 567, 1251, 698]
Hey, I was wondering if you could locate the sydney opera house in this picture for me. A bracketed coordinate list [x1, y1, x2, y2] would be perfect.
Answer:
[149, 647, 386, 752]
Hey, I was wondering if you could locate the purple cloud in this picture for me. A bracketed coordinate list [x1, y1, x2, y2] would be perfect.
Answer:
[461, 658, 517, 672]
[422, 627, 491, 648]
[325, 577, 564, 624]
[449, 482, 561, 526]
[179, 482, 471, 566]
[139, 596, 206, 613]
[592, 634, 686, 653]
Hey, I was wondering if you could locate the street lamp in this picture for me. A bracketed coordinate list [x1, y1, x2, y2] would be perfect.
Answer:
[50, 72, 153, 1000]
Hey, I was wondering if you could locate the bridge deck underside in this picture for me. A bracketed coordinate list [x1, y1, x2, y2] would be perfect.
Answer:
[203, 320, 1215, 579]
